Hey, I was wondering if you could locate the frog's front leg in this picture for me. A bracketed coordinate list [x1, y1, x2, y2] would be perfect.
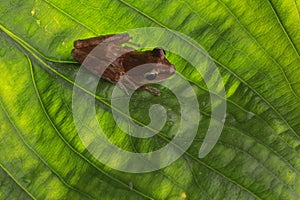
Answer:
[117, 75, 161, 96]
[117, 75, 140, 92]
[117, 81, 161, 96]
[138, 85, 161, 96]
[116, 82, 130, 95]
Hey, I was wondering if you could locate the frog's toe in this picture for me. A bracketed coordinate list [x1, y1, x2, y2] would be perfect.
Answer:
[141, 86, 161, 96]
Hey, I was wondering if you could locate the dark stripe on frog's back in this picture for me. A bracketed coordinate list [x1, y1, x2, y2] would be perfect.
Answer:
[73, 34, 116, 49]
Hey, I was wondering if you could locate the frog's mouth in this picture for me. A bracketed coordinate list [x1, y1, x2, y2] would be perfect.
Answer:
[166, 64, 176, 75]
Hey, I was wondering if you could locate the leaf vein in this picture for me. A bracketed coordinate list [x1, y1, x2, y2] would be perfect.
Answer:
[0, 159, 36, 199]
[218, 0, 300, 100]
[267, 0, 300, 57]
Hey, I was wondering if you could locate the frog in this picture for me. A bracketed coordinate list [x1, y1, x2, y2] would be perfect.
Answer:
[71, 33, 175, 96]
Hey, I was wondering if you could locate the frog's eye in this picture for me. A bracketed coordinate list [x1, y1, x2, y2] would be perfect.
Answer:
[145, 73, 157, 80]
[153, 48, 166, 56]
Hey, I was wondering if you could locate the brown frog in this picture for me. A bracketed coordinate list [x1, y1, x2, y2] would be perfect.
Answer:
[71, 33, 175, 96]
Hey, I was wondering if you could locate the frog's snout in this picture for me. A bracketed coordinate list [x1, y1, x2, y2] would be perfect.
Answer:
[170, 65, 176, 75]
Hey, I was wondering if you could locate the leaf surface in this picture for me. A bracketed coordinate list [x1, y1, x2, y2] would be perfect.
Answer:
[0, 0, 300, 199]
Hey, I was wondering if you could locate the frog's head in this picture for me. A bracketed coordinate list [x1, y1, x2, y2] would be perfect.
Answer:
[142, 48, 175, 83]
[120, 47, 176, 90]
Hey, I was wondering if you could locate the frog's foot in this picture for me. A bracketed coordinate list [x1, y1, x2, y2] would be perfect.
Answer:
[139, 86, 161, 96]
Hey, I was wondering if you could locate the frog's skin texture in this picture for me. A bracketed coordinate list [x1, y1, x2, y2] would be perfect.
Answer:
[71, 33, 175, 96]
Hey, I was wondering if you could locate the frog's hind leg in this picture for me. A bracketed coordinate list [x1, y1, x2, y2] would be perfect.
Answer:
[74, 33, 131, 49]
[71, 48, 89, 63]
[74, 34, 115, 49]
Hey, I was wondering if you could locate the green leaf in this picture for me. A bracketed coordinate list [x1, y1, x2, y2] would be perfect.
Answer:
[1, 0, 300, 199]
